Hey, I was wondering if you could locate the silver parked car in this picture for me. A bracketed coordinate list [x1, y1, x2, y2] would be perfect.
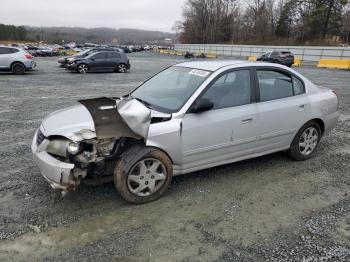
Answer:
[32, 61, 339, 203]
[0, 46, 36, 74]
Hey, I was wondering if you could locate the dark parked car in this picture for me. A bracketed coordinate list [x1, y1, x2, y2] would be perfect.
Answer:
[26, 46, 41, 56]
[58, 48, 122, 68]
[66, 50, 130, 73]
[257, 51, 294, 67]
[184, 51, 194, 58]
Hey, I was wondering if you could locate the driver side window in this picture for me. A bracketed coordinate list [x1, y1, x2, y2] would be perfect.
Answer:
[92, 52, 106, 59]
[201, 70, 251, 110]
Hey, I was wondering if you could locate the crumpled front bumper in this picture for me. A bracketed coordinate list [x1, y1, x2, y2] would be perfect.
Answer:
[31, 130, 75, 191]
[66, 63, 78, 71]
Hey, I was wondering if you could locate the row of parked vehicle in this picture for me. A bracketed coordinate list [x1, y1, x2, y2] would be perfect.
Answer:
[183, 50, 295, 67]
[0, 44, 294, 75]
[0, 45, 132, 74]
[9, 42, 155, 57]
[58, 47, 131, 73]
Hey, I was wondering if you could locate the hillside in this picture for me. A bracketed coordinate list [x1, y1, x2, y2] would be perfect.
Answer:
[25, 26, 176, 44]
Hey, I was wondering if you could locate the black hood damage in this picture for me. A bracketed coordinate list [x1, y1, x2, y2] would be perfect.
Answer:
[79, 97, 142, 140]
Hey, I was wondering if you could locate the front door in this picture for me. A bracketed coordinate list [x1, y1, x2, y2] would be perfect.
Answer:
[89, 52, 108, 71]
[181, 69, 258, 172]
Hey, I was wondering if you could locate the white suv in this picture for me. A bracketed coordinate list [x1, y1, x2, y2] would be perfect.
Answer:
[0, 46, 36, 74]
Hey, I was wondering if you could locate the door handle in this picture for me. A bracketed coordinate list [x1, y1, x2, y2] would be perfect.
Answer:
[241, 118, 253, 124]
[298, 104, 306, 111]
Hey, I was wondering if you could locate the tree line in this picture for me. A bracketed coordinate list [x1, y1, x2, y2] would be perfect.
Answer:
[175, 0, 350, 45]
[0, 24, 27, 41]
[0, 24, 175, 45]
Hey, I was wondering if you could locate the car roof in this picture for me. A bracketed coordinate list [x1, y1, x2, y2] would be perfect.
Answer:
[176, 60, 247, 71]
[176, 60, 299, 72]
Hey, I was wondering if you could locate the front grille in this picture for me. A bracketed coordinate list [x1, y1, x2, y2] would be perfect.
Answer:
[36, 129, 45, 146]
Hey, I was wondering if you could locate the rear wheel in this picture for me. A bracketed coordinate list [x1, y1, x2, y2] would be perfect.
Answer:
[114, 145, 173, 204]
[116, 63, 127, 73]
[77, 63, 88, 74]
[288, 121, 322, 161]
[11, 63, 25, 75]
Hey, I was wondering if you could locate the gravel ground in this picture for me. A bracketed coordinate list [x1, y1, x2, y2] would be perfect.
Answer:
[0, 52, 349, 261]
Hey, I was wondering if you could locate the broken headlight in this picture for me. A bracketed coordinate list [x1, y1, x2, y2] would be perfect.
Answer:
[67, 142, 81, 155]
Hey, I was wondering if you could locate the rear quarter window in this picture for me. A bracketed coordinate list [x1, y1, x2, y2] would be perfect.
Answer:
[292, 76, 305, 95]
[108, 52, 121, 58]
[0, 47, 18, 54]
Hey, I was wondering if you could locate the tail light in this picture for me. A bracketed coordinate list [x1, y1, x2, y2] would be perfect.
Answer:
[24, 54, 33, 59]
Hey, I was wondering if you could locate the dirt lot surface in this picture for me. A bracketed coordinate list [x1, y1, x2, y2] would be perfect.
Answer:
[0, 53, 349, 261]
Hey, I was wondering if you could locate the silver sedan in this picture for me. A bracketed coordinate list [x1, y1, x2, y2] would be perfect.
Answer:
[32, 61, 340, 203]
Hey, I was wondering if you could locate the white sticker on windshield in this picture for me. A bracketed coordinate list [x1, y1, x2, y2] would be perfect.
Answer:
[189, 69, 210, 77]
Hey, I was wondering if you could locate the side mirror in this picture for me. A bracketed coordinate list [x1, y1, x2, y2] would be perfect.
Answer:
[190, 98, 214, 113]
[90, 57, 95, 61]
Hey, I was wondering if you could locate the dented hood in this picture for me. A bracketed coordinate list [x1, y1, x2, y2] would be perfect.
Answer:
[41, 105, 95, 141]
[79, 97, 151, 140]
[117, 98, 151, 138]
[41, 97, 154, 142]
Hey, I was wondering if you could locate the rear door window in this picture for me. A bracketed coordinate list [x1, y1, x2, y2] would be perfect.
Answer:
[257, 70, 293, 101]
[107, 52, 121, 59]
[0, 47, 18, 54]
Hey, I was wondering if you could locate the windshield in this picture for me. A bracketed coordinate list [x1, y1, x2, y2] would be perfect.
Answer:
[75, 49, 91, 57]
[132, 66, 211, 113]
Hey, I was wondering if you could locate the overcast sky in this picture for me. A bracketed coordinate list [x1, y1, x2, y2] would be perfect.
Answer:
[0, 0, 187, 32]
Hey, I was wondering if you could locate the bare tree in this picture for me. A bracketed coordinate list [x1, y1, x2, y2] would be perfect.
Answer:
[177, 0, 350, 45]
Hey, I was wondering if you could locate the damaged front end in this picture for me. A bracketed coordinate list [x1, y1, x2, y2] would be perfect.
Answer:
[31, 97, 153, 193]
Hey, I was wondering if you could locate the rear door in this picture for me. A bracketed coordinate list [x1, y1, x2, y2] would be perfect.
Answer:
[106, 52, 121, 69]
[254, 67, 311, 153]
[181, 69, 259, 170]
[0, 47, 15, 69]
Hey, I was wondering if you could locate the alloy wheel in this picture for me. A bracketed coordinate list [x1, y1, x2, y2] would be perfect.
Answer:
[118, 64, 127, 73]
[299, 127, 319, 156]
[127, 158, 167, 197]
[78, 64, 88, 73]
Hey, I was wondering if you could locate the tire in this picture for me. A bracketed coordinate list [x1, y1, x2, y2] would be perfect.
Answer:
[116, 63, 127, 73]
[11, 63, 25, 75]
[77, 63, 89, 74]
[114, 145, 173, 204]
[288, 120, 322, 161]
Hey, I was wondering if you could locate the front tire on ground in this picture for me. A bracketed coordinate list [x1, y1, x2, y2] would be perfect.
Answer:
[288, 120, 322, 161]
[77, 63, 88, 74]
[114, 145, 173, 204]
[11, 63, 25, 75]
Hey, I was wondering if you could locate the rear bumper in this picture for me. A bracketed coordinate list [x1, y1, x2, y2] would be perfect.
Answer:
[323, 111, 340, 136]
[24, 60, 36, 70]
